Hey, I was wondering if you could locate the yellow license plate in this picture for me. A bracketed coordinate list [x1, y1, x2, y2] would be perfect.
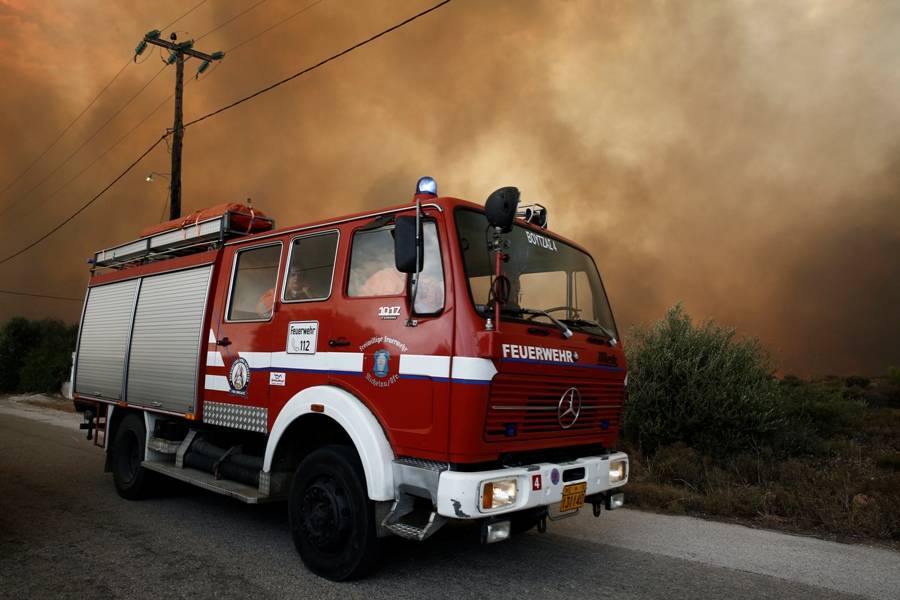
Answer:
[559, 482, 587, 512]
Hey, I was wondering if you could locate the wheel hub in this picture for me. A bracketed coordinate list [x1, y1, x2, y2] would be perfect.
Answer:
[299, 477, 350, 552]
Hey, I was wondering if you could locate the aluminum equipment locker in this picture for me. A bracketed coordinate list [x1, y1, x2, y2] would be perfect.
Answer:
[74, 279, 140, 400]
[126, 265, 213, 414]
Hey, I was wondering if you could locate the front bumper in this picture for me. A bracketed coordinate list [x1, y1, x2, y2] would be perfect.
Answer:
[434, 452, 628, 519]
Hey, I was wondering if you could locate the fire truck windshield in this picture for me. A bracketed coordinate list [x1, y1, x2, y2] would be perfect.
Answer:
[455, 208, 618, 338]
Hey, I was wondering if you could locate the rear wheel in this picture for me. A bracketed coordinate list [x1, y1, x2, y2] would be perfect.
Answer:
[288, 445, 380, 581]
[111, 413, 153, 500]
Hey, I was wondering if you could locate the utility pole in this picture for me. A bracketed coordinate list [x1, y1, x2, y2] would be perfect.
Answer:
[135, 31, 223, 219]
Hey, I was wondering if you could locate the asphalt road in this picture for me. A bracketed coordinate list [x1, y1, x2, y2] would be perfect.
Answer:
[1, 398, 898, 600]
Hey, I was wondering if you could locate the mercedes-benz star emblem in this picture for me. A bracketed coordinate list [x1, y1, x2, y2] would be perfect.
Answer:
[557, 387, 582, 429]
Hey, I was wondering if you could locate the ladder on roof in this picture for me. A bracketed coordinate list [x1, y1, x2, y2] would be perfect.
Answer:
[91, 211, 273, 269]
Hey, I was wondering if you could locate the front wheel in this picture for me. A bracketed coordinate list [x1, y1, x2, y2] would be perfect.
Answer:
[111, 413, 153, 500]
[288, 445, 380, 581]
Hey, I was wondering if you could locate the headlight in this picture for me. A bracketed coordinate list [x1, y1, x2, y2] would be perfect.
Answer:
[609, 460, 627, 483]
[481, 479, 518, 510]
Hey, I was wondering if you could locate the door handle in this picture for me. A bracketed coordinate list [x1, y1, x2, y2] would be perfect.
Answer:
[328, 338, 350, 347]
[217, 336, 232, 347]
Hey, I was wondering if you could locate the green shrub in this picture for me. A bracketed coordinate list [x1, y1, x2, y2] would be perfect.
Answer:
[0, 317, 39, 391]
[17, 320, 77, 394]
[845, 375, 870, 388]
[888, 366, 900, 386]
[0, 317, 77, 394]
[876, 453, 900, 472]
[623, 305, 783, 456]
[774, 379, 864, 454]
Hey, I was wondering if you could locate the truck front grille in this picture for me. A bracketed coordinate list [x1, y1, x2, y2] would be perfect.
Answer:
[485, 374, 624, 442]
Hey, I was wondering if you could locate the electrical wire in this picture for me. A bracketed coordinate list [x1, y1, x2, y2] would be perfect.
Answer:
[160, 0, 208, 31]
[0, 1, 276, 220]
[0, 136, 166, 267]
[184, 0, 451, 131]
[0, 0, 452, 267]
[0, 289, 82, 302]
[224, 0, 325, 54]
[13, 91, 176, 222]
[0, 1, 208, 205]
[197, 0, 269, 42]
[0, 66, 168, 220]
[0, 61, 131, 201]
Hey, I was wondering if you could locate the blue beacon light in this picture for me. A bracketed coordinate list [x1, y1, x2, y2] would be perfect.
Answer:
[415, 176, 438, 197]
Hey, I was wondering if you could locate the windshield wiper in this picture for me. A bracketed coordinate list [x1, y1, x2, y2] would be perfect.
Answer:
[502, 307, 573, 339]
[562, 318, 618, 346]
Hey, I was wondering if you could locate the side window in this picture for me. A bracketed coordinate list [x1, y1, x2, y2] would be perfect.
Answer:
[283, 231, 338, 302]
[348, 227, 404, 297]
[227, 244, 281, 321]
[347, 222, 445, 313]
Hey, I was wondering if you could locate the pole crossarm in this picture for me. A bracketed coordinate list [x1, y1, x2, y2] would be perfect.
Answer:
[144, 36, 222, 62]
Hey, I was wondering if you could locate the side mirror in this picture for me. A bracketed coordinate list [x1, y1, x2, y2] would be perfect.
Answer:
[394, 216, 423, 273]
[485, 186, 520, 233]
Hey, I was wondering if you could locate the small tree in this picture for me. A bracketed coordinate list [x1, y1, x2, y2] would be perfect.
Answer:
[0, 317, 78, 394]
[624, 305, 783, 456]
[18, 320, 78, 394]
[0, 317, 39, 391]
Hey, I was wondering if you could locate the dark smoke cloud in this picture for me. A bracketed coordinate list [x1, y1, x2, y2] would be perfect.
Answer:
[0, 0, 898, 375]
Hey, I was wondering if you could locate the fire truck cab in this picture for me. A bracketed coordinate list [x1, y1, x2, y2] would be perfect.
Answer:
[73, 179, 628, 580]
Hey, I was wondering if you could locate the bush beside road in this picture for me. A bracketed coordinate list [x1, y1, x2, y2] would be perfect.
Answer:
[623, 306, 900, 546]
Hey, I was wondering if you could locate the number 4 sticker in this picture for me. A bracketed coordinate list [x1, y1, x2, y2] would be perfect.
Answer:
[287, 321, 318, 355]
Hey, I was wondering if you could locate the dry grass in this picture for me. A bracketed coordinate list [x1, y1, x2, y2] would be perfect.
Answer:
[623, 403, 900, 547]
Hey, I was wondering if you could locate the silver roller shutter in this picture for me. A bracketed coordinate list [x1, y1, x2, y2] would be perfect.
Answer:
[128, 266, 212, 413]
[127, 265, 212, 414]
[74, 279, 140, 400]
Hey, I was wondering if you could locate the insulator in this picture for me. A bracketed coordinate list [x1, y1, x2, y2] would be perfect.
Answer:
[195, 60, 210, 79]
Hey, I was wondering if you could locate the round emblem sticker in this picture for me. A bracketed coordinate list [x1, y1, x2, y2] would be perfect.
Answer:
[229, 357, 251, 395]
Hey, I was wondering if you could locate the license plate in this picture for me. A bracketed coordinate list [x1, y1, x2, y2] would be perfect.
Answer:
[559, 482, 587, 512]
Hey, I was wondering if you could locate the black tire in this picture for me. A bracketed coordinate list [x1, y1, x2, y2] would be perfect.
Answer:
[111, 413, 152, 500]
[288, 445, 380, 581]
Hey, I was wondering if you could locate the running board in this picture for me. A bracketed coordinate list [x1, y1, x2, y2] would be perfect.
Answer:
[141, 461, 283, 504]
[381, 493, 447, 541]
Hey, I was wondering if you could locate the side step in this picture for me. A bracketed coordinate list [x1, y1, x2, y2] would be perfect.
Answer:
[381, 493, 446, 541]
[141, 461, 282, 504]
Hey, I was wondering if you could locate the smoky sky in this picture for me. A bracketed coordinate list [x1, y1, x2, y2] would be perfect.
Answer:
[0, 0, 898, 376]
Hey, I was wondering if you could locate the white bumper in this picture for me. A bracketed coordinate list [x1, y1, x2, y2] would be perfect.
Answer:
[435, 452, 628, 519]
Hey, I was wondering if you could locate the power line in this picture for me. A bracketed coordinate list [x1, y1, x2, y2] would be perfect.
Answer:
[0, 61, 131, 200]
[160, 0, 209, 31]
[0, 289, 82, 303]
[184, 0, 451, 131]
[225, 0, 325, 53]
[0, 136, 166, 267]
[197, 0, 269, 42]
[0, 66, 168, 219]
[0, 0, 324, 223]
[0, 0, 451, 267]
[0, 1, 209, 204]
[0, 0, 273, 221]
[14, 90, 177, 222]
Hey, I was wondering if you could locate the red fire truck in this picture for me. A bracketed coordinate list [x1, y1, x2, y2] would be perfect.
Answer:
[72, 178, 628, 580]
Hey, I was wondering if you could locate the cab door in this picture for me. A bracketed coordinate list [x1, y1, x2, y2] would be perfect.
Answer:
[328, 212, 453, 458]
[208, 241, 283, 432]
